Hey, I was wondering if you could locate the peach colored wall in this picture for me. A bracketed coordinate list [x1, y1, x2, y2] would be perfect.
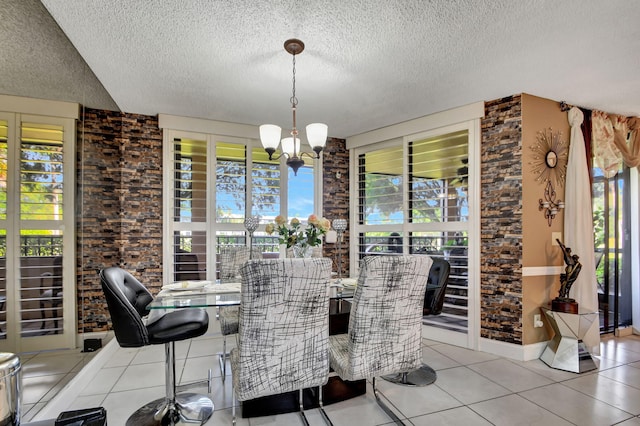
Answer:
[521, 93, 569, 344]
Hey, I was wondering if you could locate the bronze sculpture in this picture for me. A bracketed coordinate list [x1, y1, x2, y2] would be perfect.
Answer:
[553, 239, 581, 313]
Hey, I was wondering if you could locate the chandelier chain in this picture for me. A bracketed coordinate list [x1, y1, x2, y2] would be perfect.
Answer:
[290, 54, 298, 108]
[258, 38, 327, 176]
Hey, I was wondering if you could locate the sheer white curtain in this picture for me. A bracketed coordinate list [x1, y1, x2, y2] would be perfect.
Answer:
[592, 110, 622, 178]
[565, 107, 600, 355]
[611, 115, 640, 168]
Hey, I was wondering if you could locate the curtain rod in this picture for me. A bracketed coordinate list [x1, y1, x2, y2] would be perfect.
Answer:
[559, 101, 573, 112]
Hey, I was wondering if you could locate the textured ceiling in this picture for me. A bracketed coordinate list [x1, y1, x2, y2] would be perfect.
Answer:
[3, 1, 640, 138]
[0, 0, 118, 111]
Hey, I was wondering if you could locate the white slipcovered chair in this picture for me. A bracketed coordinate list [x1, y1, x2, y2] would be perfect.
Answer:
[217, 246, 262, 381]
[328, 255, 432, 425]
[230, 258, 333, 425]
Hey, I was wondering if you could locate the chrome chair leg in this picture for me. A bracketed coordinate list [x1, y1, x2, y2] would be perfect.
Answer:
[218, 335, 230, 382]
[317, 385, 334, 426]
[381, 363, 437, 386]
[372, 377, 405, 425]
[232, 392, 237, 426]
[299, 389, 311, 426]
[126, 342, 214, 426]
[177, 368, 212, 394]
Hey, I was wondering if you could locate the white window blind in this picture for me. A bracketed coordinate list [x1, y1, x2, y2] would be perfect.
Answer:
[355, 129, 470, 334]
[172, 137, 208, 281]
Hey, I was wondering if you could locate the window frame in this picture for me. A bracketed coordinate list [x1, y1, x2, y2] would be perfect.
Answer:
[0, 98, 77, 353]
[347, 104, 483, 350]
[161, 120, 323, 283]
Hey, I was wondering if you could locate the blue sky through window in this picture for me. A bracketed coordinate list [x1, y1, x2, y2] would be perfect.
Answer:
[287, 165, 314, 220]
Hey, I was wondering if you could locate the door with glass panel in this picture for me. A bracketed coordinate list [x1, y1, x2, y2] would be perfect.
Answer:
[0, 114, 76, 353]
[592, 167, 633, 333]
[355, 129, 473, 347]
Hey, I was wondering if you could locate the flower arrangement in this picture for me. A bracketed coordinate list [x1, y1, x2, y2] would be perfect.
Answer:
[266, 214, 331, 248]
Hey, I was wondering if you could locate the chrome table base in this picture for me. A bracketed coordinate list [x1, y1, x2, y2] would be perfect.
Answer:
[126, 393, 214, 426]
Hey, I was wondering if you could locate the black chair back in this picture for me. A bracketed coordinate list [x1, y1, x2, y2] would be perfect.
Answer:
[100, 267, 154, 347]
[175, 249, 202, 281]
[423, 258, 451, 315]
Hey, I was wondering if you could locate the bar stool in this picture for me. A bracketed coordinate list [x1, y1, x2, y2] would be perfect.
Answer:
[100, 267, 213, 426]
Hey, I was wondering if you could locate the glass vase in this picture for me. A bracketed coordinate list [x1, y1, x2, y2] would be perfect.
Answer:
[292, 244, 313, 258]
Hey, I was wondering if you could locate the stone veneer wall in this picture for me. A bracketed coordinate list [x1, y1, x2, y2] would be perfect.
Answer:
[77, 108, 163, 333]
[77, 101, 527, 346]
[480, 95, 523, 344]
[322, 137, 350, 276]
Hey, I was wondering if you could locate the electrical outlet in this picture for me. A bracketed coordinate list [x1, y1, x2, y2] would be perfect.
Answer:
[534, 314, 544, 328]
[552, 232, 562, 246]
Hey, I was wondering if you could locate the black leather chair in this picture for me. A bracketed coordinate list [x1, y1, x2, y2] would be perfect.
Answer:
[100, 267, 213, 426]
[174, 249, 203, 281]
[423, 257, 451, 316]
[384, 257, 450, 387]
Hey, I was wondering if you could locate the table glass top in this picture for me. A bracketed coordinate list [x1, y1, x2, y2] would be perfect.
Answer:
[146, 278, 356, 310]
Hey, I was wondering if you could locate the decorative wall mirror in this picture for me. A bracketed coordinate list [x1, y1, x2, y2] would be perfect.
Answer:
[530, 127, 568, 187]
[545, 150, 558, 168]
[530, 128, 568, 226]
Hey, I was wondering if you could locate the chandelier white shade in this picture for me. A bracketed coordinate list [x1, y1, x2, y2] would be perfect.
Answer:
[306, 123, 328, 149]
[259, 124, 281, 152]
[259, 38, 328, 175]
[280, 137, 299, 156]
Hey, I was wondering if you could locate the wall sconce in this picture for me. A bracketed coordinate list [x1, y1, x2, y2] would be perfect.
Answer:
[539, 180, 564, 226]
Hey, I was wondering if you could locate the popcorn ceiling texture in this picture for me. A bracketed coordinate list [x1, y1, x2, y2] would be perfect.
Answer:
[0, 0, 118, 111]
[4, 0, 638, 139]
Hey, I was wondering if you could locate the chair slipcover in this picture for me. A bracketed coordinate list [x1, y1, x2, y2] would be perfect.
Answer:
[329, 255, 432, 381]
[218, 246, 262, 337]
[230, 258, 332, 402]
[219, 246, 261, 282]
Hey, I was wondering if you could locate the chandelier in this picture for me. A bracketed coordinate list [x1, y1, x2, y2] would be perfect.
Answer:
[259, 39, 328, 176]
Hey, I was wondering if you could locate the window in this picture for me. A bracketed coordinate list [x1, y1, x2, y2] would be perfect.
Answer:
[0, 104, 76, 353]
[163, 127, 318, 282]
[355, 129, 471, 334]
[171, 137, 207, 281]
[593, 166, 632, 333]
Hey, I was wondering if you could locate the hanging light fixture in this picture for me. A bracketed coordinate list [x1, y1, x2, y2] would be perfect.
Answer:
[259, 39, 327, 176]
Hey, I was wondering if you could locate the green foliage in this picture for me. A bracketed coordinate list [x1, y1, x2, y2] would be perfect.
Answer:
[266, 215, 330, 248]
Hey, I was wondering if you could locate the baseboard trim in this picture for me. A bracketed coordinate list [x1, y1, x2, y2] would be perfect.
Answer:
[33, 336, 119, 421]
[75, 331, 113, 349]
[478, 337, 548, 361]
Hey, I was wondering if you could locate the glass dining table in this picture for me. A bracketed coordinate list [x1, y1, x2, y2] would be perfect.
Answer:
[146, 279, 356, 309]
[145, 278, 363, 418]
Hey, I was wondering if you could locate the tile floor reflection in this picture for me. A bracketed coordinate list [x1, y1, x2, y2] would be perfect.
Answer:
[18, 326, 640, 425]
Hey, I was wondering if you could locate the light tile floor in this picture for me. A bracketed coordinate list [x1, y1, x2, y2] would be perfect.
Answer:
[18, 326, 640, 426]
[19, 346, 98, 421]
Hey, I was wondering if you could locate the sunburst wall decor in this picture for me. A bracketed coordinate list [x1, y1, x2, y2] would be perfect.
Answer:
[529, 127, 568, 187]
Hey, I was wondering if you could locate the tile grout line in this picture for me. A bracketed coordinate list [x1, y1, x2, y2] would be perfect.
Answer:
[33, 338, 120, 421]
